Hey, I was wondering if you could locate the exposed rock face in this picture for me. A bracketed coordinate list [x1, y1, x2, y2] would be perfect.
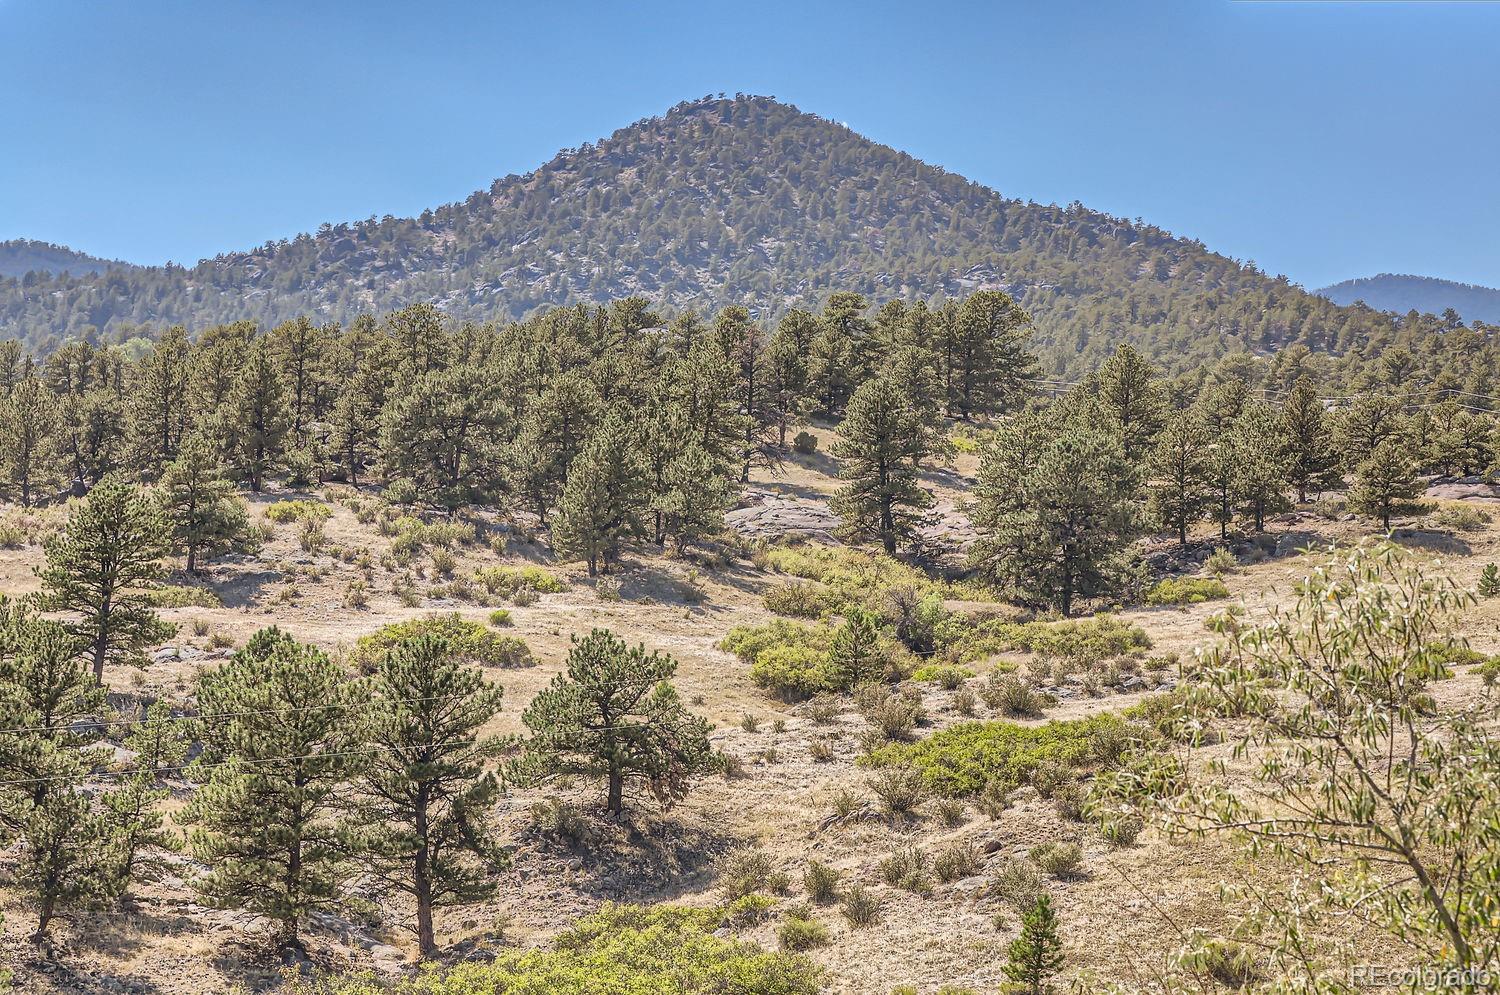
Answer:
[725, 488, 841, 543]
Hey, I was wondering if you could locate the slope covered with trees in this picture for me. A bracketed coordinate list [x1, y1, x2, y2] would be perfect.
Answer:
[0, 239, 135, 280]
[1318, 272, 1500, 325]
[5, 95, 1494, 387]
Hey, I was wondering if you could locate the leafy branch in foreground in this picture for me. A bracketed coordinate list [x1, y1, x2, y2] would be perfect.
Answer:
[1165, 543, 1500, 989]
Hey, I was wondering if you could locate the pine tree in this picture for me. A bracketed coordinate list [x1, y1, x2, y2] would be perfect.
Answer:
[1146, 411, 1211, 546]
[37, 478, 173, 684]
[345, 636, 504, 959]
[507, 370, 600, 524]
[158, 433, 253, 573]
[827, 607, 883, 689]
[58, 388, 126, 496]
[765, 309, 816, 447]
[552, 412, 648, 575]
[517, 628, 715, 815]
[1280, 377, 1341, 502]
[948, 290, 1036, 418]
[655, 445, 733, 554]
[0, 599, 121, 941]
[831, 373, 946, 554]
[270, 317, 328, 447]
[970, 419, 1138, 617]
[380, 364, 504, 512]
[1233, 401, 1292, 532]
[0, 369, 59, 507]
[187, 628, 360, 953]
[1348, 438, 1423, 530]
[1004, 894, 1065, 995]
[1095, 344, 1164, 462]
[1478, 563, 1500, 598]
[105, 704, 187, 890]
[127, 325, 192, 476]
[1334, 392, 1405, 469]
[226, 337, 290, 492]
[328, 365, 383, 486]
[808, 291, 872, 416]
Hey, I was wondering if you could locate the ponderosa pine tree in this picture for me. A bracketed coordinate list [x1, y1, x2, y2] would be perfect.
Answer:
[552, 412, 648, 575]
[808, 291, 872, 416]
[0, 600, 120, 942]
[948, 289, 1035, 418]
[0, 367, 59, 507]
[1146, 411, 1211, 546]
[58, 388, 125, 496]
[674, 334, 752, 479]
[158, 433, 253, 573]
[270, 316, 328, 448]
[328, 365, 383, 486]
[1334, 392, 1406, 469]
[1004, 895, 1065, 995]
[380, 364, 504, 513]
[105, 703, 187, 891]
[765, 309, 816, 446]
[517, 628, 715, 815]
[508, 369, 601, 524]
[188, 628, 360, 953]
[1349, 438, 1423, 530]
[1094, 344, 1164, 462]
[345, 636, 504, 959]
[970, 418, 1138, 617]
[127, 325, 192, 476]
[827, 606, 883, 689]
[656, 445, 733, 554]
[226, 337, 289, 492]
[1232, 401, 1292, 532]
[37, 477, 173, 683]
[1280, 377, 1341, 502]
[831, 373, 946, 554]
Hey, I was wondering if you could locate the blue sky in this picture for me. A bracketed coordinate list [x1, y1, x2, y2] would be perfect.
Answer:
[2, 0, 1497, 289]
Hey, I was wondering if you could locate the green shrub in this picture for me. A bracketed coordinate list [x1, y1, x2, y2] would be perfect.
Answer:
[911, 664, 974, 688]
[933, 840, 981, 883]
[990, 857, 1044, 910]
[792, 431, 818, 455]
[838, 884, 881, 927]
[867, 764, 926, 816]
[717, 849, 790, 900]
[264, 499, 331, 525]
[802, 861, 841, 904]
[1144, 577, 1229, 606]
[777, 909, 830, 951]
[937, 613, 1150, 663]
[349, 614, 533, 670]
[1203, 548, 1238, 576]
[763, 580, 841, 619]
[864, 714, 1140, 797]
[879, 846, 931, 894]
[1029, 841, 1083, 879]
[285, 902, 823, 994]
[474, 564, 567, 599]
[1429, 504, 1492, 533]
[488, 608, 513, 627]
[750, 645, 832, 699]
[979, 673, 1052, 717]
[721, 619, 829, 664]
[144, 584, 223, 609]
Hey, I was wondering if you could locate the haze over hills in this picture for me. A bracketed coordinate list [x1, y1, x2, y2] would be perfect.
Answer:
[1317, 273, 1500, 325]
[0, 95, 1487, 378]
[0, 238, 136, 280]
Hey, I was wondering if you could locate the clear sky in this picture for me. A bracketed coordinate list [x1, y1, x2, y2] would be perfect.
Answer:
[2, 0, 1497, 290]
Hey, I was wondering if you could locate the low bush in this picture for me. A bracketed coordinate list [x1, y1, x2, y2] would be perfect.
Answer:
[936, 613, 1151, 664]
[802, 861, 841, 904]
[792, 431, 818, 455]
[979, 673, 1052, 717]
[750, 645, 832, 700]
[879, 846, 931, 894]
[859, 691, 924, 741]
[720, 619, 829, 665]
[1203, 547, 1238, 576]
[1144, 576, 1229, 606]
[864, 714, 1142, 797]
[933, 840, 981, 883]
[911, 664, 974, 689]
[264, 499, 331, 525]
[474, 564, 567, 599]
[990, 858, 1044, 910]
[488, 608, 512, 627]
[1029, 841, 1083, 879]
[284, 902, 823, 994]
[717, 849, 791, 900]
[867, 764, 926, 816]
[839, 884, 881, 927]
[349, 613, 533, 670]
[777, 910, 830, 952]
[763, 580, 842, 619]
[1429, 503, 1492, 533]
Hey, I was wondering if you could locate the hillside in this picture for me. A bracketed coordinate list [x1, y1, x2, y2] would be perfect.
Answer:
[1318, 272, 1500, 325]
[0, 96, 1473, 378]
[0, 238, 135, 279]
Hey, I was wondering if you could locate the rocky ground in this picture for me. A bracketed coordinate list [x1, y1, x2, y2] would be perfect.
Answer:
[1, 435, 1497, 994]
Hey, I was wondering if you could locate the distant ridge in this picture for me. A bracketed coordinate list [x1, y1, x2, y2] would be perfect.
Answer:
[0, 238, 136, 280]
[1317, 273, 1500, 325]
[0, 95, 1481, 377]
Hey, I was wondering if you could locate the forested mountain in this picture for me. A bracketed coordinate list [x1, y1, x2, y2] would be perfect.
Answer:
[0, 238, 135, 279]
[1, 95, 1494, 385]
[1318, 273, 1500, 325]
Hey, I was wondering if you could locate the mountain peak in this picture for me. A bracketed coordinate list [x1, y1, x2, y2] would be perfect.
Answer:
[1316, 273, 1500, 325]
[0, 238, 136, 280]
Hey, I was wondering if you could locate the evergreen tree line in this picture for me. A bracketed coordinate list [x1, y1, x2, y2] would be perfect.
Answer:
[834, 340, 1473, 617]
[0, 289, 1032, 571]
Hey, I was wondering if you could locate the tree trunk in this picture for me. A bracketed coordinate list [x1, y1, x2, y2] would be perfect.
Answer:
[186, 543, 198, 574]
[414, 795, 434, 958]
[607, 768, 624, 814]
[31, 893, 55, 943]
